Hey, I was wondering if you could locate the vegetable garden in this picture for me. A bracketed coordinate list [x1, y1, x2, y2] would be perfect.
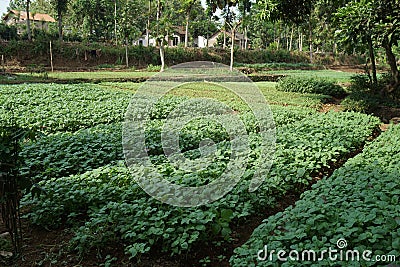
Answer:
[0, 71, 399, 266]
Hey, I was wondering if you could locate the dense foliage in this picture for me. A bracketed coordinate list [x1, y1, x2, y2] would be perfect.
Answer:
[0, 83, 131, 133]
[231, 124, 400, 266]
[23, 110, 380, 260]
[276, 76, 346, 97]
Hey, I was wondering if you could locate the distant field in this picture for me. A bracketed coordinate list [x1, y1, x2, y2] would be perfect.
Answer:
[98, 81, 328, 110]
[47, 71, 155, 79]
[262, 69, 359, 83]
[0, 69, 360, 84]
[0, 71, 155, 83]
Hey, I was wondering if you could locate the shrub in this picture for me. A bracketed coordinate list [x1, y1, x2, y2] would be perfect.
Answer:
[276, 76, 346, 97]
[341, 92, 376, 112]
[146, 64, 162, 72]
[343, 74, 400, 112]
[0, 23, 18, 41]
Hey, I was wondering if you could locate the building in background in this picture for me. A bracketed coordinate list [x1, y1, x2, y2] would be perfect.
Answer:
[2, 10, 55, 33]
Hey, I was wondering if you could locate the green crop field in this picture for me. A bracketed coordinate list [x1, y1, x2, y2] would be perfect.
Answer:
[262, 69, 358, 83]
[1, 75, 399, 266]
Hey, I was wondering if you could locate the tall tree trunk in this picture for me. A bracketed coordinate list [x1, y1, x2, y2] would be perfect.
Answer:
[333, 40, 337, 55]
[114, 0, 117, 45]
[26, 0, 31, 41]
[289, 25, 294, 51]
[276, 23, 280, 50]
[184, 12, 189, 47]
[308, 20, 313, 63]
[298, 27, 303, 52]
[160, 41, 165, 72]
[125, 39, 129, 67]
[146, 0, 151, 47]
[230, 27, 235, 71]
[382, 37, 400, 94]
[58, 10, 63, 42]
[223, 30, 226, 49]
[286, 26, 289, 50]
[206, 13, 210, 47]
[244, 27, 248, 50]
[367, 35, 377, 85]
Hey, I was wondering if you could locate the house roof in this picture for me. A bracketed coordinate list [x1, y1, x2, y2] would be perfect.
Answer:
[172, 26, 186, 35]
[3, 10, 56, 22]
[210, 30, 245, 41]
[140, 26, 187, 37]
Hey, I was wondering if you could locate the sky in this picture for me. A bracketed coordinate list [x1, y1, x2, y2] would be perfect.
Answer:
[0, 0, 10, 17]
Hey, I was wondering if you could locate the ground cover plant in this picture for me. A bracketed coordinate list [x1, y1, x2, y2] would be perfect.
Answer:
[0, 83, 131, 133]
[230, 124, 400, 266]
[264, 70, 356, 83]
[0, 81, 324, 136]
[276, 76, 346, 97]
[0, 77, 386, 265]
[22, 108, 380, 262]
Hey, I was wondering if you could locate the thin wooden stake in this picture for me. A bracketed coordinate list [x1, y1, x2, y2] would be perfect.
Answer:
[1, 55, 5, 74]
[125, 43, 129, 68]
[49, 41, 54, 72]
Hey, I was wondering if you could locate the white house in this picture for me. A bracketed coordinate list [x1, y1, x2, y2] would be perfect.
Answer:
[3, 10, 56, 33]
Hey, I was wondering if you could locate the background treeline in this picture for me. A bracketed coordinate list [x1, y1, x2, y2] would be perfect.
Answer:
[1, 0, 400, 94]
[0, 40, 364, 69]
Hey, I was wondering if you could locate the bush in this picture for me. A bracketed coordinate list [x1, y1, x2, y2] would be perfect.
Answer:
[0, 23, 18, 41]
[348, 73, 395, 93]
[341, 92, 377, 112]
[343, 74, 400, 112]
[146, 64, 162, 72]
[276, 76, 346, 97]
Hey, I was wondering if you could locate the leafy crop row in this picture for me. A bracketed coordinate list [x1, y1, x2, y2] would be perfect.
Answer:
[20, 123, 122, 182]
[231, 125, 400, 267]
[19, 104, 315, 183]
[276, 76, 346, 97]
[0, 84, 131, 133]
[0, 81, 324, 138]
[23, 112, 380, 261]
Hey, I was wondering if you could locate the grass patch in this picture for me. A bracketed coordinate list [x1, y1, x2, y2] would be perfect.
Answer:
[262, 70, 357, 83]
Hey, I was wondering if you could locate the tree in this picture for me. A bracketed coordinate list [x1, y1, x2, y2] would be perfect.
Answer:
[153, 0, 172, 71]
[334, 0, 378, 85]
[51, 0, 69, 41]
[334, 0, 400, 95]
[179, 0, 196, 47]
[209, 0, 251, 71]
[26, 0, 32, 41]
[9, 0, 25, 9]
[257, 0, 317, 61]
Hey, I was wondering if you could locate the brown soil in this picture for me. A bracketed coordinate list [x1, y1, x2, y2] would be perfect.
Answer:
[327, 64, 366, 74]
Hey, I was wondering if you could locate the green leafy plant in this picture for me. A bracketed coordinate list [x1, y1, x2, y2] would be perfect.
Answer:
[146, 64, 162, 72]
[276, 76, 346, 97]
[231, 125, 400, 266]
[23, 110, 380, 261]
